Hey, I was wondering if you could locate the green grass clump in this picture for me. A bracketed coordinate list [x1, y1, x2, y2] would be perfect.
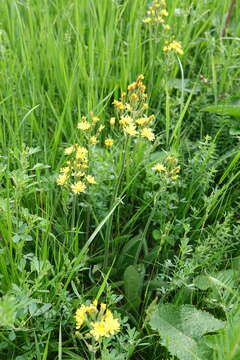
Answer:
[0, 0, 240, 359]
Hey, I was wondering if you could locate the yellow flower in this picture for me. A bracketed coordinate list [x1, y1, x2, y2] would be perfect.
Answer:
[137, 74, 144, 81]
[160, 9, 168, 16]
[60, 166, 70, 175]
[100, 303, 107, 312]
[127, 82, 137, 91]
[90, 320, 109, 340]
[98, 125, 105, 133]
[130, 93, 138, 102]
[89, 310, 120, 340]
[164, 40, 184, 55]
[71, 181, 86, 193]
[77, 121, 91, 130]
[163, 24, 171, 30]
[125, 104, 132, 112]
[143, 17, 152, 23]
[124, 124, 138, 137]
[92, 116, 100, 123]
[76, 147, 88, 161]
[166, 156, 177, 164]
[141, 127, 155, 141]
[75, 306, 87, 329]
[57, 174, 68, 185]
[89, 136, 98, 145]
[110, 117, 116, 126]
[152, 163, 166, 172]
[136, 117, 150, 126]
[112, 100, 125, 110]
[86, 175, 96, 184]
[104, 139, 114, 147]
[170, 165, 181, 175]
[104, 310, 120, 336]
[64, 145, 75, 155]
[119, 115, 134, 127]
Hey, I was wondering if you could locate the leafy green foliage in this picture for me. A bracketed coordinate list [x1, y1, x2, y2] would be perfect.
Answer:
[148, 304, 225, 360]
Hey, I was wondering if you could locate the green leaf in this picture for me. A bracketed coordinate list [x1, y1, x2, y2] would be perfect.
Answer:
[202, 105, 240, 117]
[123, 264, 145, 312]
[148, 304, 225, 360]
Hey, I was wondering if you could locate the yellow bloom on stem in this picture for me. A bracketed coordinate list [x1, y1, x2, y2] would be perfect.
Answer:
[76, 146, 88, 161]
[104, 139, 114, 147]
[89, 310, 120, 340]
[57, 174, 68, 186]
[104, 309, 120, 336]
[64, 145, 75, 155]
[90, 320, 109, 340]
[130, 93, 138, 102]
[143, 17, 152, 23]
[112, 100, 125, 110]
[163, 24, 171, 30]
[141, 127, 155, 141]
[77, 121, 91, 130]
[152, 163, 166, 172]
[119, 115, 134, 127]
[98, 125, 105, 133]
[124, 124, 138, 137]
[166, 156, 177, 164]
[75, 305, 87, 329]
[160, 9, 168, 16]
[71, 181, 86, 193]
[86, 175, 96, 184]
[89, 136, 98, 145]
[110, 117, 116, 126]
[60, 166, 70, 175]
[92, 116, 100, 123]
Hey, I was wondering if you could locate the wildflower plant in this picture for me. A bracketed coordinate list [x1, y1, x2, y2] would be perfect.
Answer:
[143, 1, 184, 56]
[75, 299, 121, 359]
[112, 74, 156, 142]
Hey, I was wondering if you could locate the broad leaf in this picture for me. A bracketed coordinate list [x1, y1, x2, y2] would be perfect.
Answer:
[202, 105, 240, 117]
[123, 264, 145, 312]
[148, 304, 225, 360]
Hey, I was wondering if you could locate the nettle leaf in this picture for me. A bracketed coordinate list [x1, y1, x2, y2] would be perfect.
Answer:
[202, 105, 240, 117]
[148, 304, 225, 360]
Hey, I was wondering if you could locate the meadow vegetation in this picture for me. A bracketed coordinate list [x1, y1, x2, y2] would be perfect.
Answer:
[0, 0, 240, 359]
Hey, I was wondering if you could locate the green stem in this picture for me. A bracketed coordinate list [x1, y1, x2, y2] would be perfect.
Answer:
[103, 136, 129, 270]
[134, 186, 163, 265]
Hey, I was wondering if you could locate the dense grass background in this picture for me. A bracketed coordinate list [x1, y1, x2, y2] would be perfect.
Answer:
[0, 0, 240, 359]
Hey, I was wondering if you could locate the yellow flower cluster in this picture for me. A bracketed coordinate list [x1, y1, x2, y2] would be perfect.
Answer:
[56, 144, 96, 194]
[76, 113, 114, 148]
[163, 40, 184, 55]
[143, 1, 184, 56]
[112, 75, 156, 142]
[143, 0, 170, 26]
[152, 155, 180, 180]
[75, 300, 120, 341]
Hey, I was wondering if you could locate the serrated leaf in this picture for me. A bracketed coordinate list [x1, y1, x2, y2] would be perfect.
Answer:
[148, 304, 225, 360]
[123, 264, 145, 312]
[202, 105, 240, 117]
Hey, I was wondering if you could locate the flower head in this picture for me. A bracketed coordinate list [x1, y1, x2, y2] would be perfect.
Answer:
[152, 163, 166, 172]
[71, 181, 86, 194]
[105, 139, 114, 147]
[77, 121, 91, 130]
[141, 127, 155, 141]
[86, 175, 96, 184]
